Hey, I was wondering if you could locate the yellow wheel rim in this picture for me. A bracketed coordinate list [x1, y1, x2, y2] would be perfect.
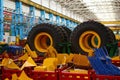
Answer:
[83, 35, 92, 49]
[34, 32, 53, 52]
[91, 35, 98, 48]
[79, 31, 101, 53]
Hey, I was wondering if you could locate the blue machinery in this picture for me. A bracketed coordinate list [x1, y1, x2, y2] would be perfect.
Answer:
[0, 0, 78, 41]
[88, 47, 120, 75]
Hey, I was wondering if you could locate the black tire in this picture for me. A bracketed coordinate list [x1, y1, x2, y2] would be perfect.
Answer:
[70, 21, 116, 54]
[27, 23, 68, 55]
[62, 27, 73, 53]
[62, 27, 72, 40]
[57, 26, 68, 42]
[88, 27, 116, 48]
[105, 27, 116, 42]
[104, 27, 117, 56]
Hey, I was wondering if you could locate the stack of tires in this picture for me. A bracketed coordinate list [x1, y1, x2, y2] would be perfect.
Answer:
[27, 24, 70, 55]
[27, 21, 116, 56]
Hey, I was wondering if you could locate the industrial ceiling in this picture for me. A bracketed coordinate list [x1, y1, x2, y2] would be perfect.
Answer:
[54, 0, 120, 26]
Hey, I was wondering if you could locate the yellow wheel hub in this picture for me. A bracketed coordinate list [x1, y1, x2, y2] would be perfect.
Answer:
[91, 35, 98, 48]
[79, 31, 101, 53]
[34, 32, 53, 52]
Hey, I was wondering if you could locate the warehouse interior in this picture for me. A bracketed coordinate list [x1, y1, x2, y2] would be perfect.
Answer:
[1, 0, 120, 80]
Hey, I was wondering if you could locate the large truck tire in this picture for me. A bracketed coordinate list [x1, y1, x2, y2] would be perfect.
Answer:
[27, 23, 68, 55]
[57, 26, 68, 41]
[105, 26, 116, 42]
[62, 27, 72, 40]
[70, 21, 116, 54]
[89, 26, 116, 48]
[61, 26, 72, 53]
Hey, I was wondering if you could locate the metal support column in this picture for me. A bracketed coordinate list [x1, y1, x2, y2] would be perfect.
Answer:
[23, 6, 35, 37]
[11, 10, 16, 36]
[29, 6, 35, 31]
[49, 13, 53, 24]
[69, 21, 72, 28]
[0, 0, 4, 41]
[39, 10, 46, 23]
[66, 20, 70, 28]
[56, 16, 60, 26]
[62, 18, 66, 26]
[75, 23, 78, 27]
[15, 1, 23, 39]
[70, 21, 75, 30]
[69, 20, 74, 30]
[73, 22, 76, 28]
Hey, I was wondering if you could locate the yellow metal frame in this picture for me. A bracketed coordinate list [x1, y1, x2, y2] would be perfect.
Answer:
[101, 21, 120, 24]
[109, 27, 120, 30]
[79, 31, 101, 53]
[34, 32, 53, 52]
